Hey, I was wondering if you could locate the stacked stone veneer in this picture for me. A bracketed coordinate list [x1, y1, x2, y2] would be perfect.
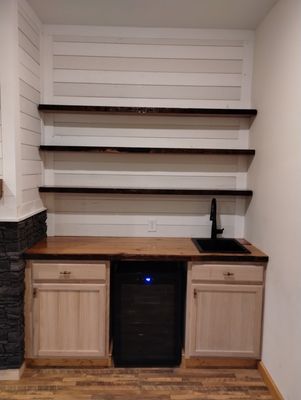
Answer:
[0, 211, 47, 369]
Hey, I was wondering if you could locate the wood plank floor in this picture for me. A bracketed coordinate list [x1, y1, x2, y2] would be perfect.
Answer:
[0, 367, 273, 400]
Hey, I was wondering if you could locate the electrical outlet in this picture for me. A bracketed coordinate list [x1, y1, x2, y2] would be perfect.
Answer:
[148, 219, 157, 232]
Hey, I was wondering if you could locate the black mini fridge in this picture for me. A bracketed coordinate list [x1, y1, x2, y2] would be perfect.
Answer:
[111, 260, 185, 367]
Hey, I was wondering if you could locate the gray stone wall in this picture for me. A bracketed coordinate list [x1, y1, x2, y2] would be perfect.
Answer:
[0, 211, 47, 369]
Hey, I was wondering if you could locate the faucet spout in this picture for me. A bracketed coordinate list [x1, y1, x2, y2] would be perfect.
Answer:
[210, 198, 224, 239]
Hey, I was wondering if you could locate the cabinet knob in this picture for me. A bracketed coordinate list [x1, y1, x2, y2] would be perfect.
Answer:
[223, 272, 235, 277]
[60, 271, 71, 276]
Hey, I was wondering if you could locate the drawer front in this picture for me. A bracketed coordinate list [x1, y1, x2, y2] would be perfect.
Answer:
[32, 262, 107, 281]
[191, 264, 264, 283]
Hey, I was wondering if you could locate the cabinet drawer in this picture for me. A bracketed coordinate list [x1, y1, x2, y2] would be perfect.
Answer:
[32, 262, 107, 281]
[191, 264, 264, 283]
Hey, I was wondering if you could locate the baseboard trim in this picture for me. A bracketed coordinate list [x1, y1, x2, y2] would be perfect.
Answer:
[183, 357, 257, 368]
[26, 358, 111, 368]
[258, 361, 285, 400]
[0, 363, 25, 381]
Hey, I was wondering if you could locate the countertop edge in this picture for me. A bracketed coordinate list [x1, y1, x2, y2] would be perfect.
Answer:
[24, 252, 269, 263]
[23, 237, 268, 264]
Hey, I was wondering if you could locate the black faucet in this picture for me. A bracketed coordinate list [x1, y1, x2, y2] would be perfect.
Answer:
[210, 198, 224, 239]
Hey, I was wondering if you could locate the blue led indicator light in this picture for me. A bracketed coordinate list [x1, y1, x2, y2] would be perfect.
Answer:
[144, 276, 153, 284]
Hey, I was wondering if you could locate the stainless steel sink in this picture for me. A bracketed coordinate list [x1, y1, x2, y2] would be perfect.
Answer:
[192, 238, 250, 253]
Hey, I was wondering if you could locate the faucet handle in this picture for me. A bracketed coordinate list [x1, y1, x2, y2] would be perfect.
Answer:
[216, 228, 224, 235]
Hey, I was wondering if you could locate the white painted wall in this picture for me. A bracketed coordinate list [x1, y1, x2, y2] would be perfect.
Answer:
[0, 92, 2, 178]
[42, 26, 254, 108]
[0, 0, 21, 219]
[246, 0, 301, 398]
[18, 0, 44, 218]
[41, 25, 254, 237]
[0, 0, 44, 221]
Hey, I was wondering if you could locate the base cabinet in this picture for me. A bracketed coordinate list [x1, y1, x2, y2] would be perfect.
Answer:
[26, 260, 265, 363]
[33, 283, 106, 357]
[26, 261, 109, 359]
[185, 263, 264, 359]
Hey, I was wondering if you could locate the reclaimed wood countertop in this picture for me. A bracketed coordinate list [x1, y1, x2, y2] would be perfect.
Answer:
[25, 237, 268, 263]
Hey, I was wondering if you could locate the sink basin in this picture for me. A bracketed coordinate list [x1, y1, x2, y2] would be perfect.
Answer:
[192, 238, 250, 253]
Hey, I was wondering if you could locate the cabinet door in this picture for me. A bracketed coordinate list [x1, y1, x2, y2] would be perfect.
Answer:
[33, 283, 106, 358]
[188, 283, 263, 358]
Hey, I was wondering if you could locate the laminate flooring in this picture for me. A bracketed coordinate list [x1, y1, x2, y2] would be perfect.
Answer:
[0, 367, 273, 400]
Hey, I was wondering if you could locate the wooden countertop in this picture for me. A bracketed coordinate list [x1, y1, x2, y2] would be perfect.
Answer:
[25, 237, 268, 263]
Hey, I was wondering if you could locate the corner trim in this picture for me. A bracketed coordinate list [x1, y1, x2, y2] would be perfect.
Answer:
[0, 208, 47, 222]
[258, 361, 285, 400]
[0, 363, 25, 381]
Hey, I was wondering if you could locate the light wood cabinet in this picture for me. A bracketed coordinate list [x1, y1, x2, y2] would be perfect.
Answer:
[26, 261, 109, 359]
[185, 263, 264, 359]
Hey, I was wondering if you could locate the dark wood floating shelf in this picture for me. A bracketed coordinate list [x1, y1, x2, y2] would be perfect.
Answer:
[39, 145, 255, 156]
[38, 104, 257, 118]
[39, 186, 253, 196]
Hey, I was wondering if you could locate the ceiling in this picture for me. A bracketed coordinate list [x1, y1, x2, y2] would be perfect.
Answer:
[27, 0, 278, 30]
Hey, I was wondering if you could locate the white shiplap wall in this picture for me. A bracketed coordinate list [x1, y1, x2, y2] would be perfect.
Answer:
[43, 27, 253, 108]
[18, 0, 44, 217]
[41, 26, 254, 237]
[0, 95, 2, 178]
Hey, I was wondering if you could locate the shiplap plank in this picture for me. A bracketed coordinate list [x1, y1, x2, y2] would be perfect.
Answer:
[53, 152, 240, 172]
[22, 188, 40, 203]
[22, 160, 42, 175]
[50, 214, 211, 227]
[18, 30, 40, 64]
[20, 112, 41, 133]
[54, 56, 243, 74]
[19, 64, 40, 91]
[20, 129, 41, 146]
[20, 96, 40, 119]
[53, 42, 244, 60]
[51, 195, 236, 214]
[53, 35, 245, 47]
[51, 113, 242, 127]
[18, 11, 40, 49]
[52, 126, 240, 139]
[21, 144, 41, 161]
[21, 174, 42, 190]
[19, 48, 40, 78]
[54, 83, 241, 101]
[53, 70, 242, 87]
[53, 172, 237, 189]
[20, 79, 40, 103]
[48, 136, 244, 149]
[45, 96, 243, 108]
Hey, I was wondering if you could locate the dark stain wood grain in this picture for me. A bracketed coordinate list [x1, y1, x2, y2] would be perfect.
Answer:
[24, 236, 268, 263]
[38, 104, 257, 118]
[38, 187, 253, 196]
[39, 146, 255, 156]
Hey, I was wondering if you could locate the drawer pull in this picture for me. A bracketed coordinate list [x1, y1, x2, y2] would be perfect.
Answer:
[223, 272, 235, 277]
[60, 271, 71, 276]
